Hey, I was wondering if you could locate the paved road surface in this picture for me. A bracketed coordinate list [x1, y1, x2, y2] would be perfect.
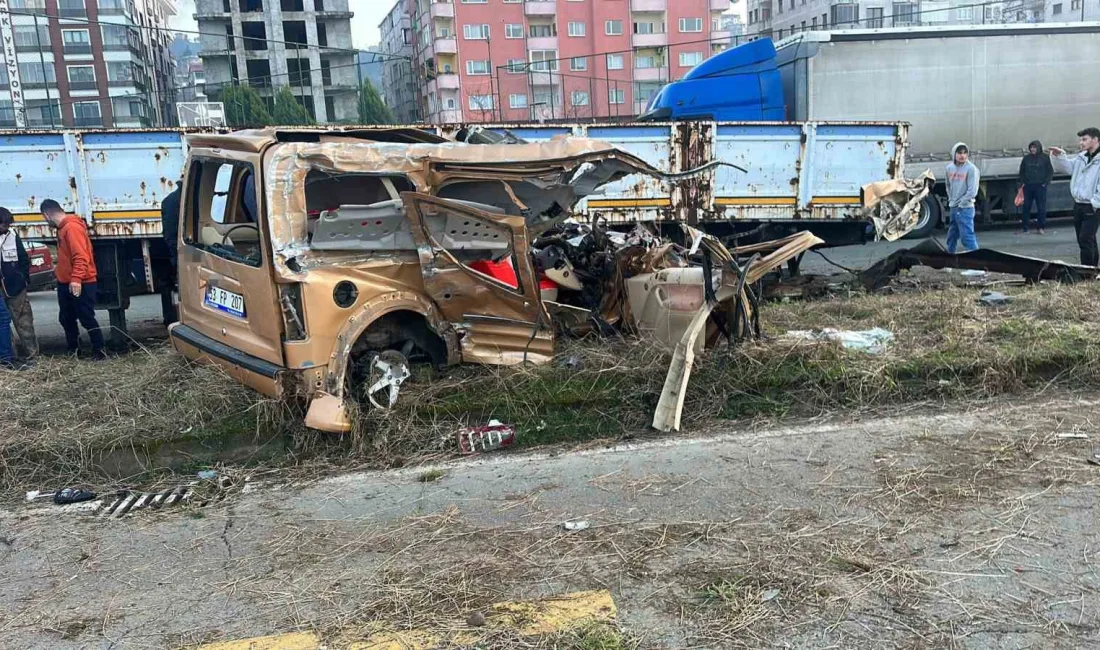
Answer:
[22, 225, 1082, 350]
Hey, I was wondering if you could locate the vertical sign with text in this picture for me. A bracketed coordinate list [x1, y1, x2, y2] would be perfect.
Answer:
[0, 0, 25, 128]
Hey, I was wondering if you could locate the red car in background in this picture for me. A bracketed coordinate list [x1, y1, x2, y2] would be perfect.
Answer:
[26, 242, 56, 292]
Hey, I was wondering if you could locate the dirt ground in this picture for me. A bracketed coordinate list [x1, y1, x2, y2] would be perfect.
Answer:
[3, 393, 1100, 649]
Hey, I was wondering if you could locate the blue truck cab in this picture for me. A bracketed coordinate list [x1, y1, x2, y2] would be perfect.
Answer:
[640, 38, 786, 121]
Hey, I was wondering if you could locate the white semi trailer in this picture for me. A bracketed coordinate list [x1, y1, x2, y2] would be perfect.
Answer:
[778, 22, 1100, 237]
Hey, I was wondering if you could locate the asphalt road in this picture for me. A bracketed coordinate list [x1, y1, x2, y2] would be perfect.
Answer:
[21, 224, 1082, 350]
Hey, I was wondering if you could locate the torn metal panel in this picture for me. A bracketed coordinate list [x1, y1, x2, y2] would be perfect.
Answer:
[861, 170, 936, 242]
[860, 238, 1099, 291]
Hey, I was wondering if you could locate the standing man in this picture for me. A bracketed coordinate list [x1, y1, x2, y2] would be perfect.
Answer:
[1017, 140, 1054, 234]
[945, 142, 980, 253]
[1050, 128, 1100, 266]
[40, 199, 105, 359]
[0, 207, 38, 360]
[0, 291, 13, 369]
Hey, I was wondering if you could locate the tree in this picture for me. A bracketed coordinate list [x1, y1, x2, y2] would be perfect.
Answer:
[218, 85, 273, 127]
[272, 86, 314, 125]
[358, 79, 394, 125]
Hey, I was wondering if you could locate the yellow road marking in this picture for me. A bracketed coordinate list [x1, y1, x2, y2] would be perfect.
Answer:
[196, 631, 320, 650]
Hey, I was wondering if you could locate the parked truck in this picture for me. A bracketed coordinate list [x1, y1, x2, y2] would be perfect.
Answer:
[3, 119, 910, 335]
[773, 23, 1100, 236]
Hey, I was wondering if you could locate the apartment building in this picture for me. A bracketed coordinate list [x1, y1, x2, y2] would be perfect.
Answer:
[194, 0, 357, 123]
[0, 0, 177, 128]
[379, 0, 418, 122]
[398, 0, 733, 123]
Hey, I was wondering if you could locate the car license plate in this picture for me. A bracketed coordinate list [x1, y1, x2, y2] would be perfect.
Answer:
[204, 286, 246, 318]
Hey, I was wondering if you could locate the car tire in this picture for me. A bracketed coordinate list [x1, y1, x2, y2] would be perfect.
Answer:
[904, 195, 942, 240]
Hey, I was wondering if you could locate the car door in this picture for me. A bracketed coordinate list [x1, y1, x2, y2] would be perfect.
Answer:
[176, 149, 285, 370]
[402, 192, 553, 365]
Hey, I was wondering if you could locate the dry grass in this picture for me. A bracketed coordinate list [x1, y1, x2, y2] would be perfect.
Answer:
[6, 282, 1100, 492]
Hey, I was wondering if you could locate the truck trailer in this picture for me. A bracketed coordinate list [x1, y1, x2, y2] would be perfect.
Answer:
[775, 23, 1100, 236]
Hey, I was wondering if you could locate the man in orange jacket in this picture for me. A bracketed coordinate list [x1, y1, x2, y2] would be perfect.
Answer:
[40, 199, 105, 359]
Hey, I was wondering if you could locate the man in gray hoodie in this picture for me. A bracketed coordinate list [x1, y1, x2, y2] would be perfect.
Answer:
[1050, 127, 1100, 266]
[945, 142, 980, 253]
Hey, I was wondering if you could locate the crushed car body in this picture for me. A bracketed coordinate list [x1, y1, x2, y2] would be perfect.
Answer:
[168, 128, 662, 433]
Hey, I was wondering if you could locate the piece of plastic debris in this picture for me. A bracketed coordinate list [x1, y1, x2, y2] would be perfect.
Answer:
[959, 269, 988, 277]
[562, 520, 591, 532]
[457, 420, 517, 454]
[197, 470, 218, 480]
[1056, 433, 1089, 440]
[24, 490, 54, 502]
[1088, 449, 1100, 466]
[761, 589, 781, 602]
[53, 488, 96, 505]
[979, 290, 1012, 306]
[785, 327, 895, 354]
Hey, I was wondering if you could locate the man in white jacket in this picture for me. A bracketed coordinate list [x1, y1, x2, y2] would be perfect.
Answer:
[1050, 127, 1100, 266]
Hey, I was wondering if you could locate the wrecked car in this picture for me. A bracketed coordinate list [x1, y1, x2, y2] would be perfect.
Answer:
[167, 128, 661, 433]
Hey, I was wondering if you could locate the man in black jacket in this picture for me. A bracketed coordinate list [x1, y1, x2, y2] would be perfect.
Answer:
[0, 207, 37, 359]
[1018, 140, 1054, 234]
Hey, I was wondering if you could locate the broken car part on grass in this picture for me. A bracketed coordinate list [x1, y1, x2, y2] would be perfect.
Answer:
[860, 237, 1099, 291]
[166, 128, 919, 435]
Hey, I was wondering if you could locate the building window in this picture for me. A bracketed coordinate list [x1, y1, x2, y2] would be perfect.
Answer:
[463, 24, 489, 40]
[606, 53, 624, 70]
[67, 65, 96, 89]
[1071, 0, 1081, 7]
[507, 58, 526, 73]
[58, 0, 85, 18]
[679, 51, 703, 67]
[509, 93, 528, 108]
[505, 23, 523, 38]
[831, 3, 858, 26]
[812, 17, 817, 27]
[570, 56, 588, 71]
[533, 90, 556, 107]
[73, 100, 102, 126]
[956, 6, 974, 20]
[892, 2, 918, 24]
[571, 90, 589, 106]
[13, 25, 50, 50]
[678, 17, 703, 32]
[635, 54, 659, 69]
[529, 23, 557, 37]
[19, 62, 56, 84]
[530, 50, 559, 72]
[635, 82, 662, 104]
[107, 61, 136, 82]
[468, 94, 494, 111]
[568, 21, 586, 36]
[460, 0, 488, 3]
[62, 29, 92, 54]
[605, 20, 623, 35]
[445, 97, 456, 110]
[634, 21, 663, 34]
[466, 60, 490, 75]
[609, 88, 625, 104]
[866, 7, 884, 26]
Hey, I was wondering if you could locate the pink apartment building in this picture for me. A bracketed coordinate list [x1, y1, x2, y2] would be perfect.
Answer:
[401, 0, 733, 123]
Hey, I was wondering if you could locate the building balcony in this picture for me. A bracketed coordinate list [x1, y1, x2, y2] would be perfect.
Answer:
[710, 0, 732, 9]
[433, 36, 457, 54]
[711, 29, 732, 43]
[526, 70, 561, 85]
[194, 11, 230, 20]
[633, 66, 665, 81]
[525, 0, 556, 15]
[73, 117, 103, 127]
[314, 10, 353, 19]
[527, 36, 558, 50]
[58, 7, 87, 18]
[63, 43, 93, 55]
[68, 81, 99, 90]
[631, 32, 668, 47]
[436, 72, 460, 90]
[429, 1, 454, 18]
[631, 0, 667, 10]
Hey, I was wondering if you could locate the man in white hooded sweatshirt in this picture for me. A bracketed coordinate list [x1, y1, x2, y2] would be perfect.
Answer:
[1050, 127, 1100, 266]
[945, 142, 980, 253]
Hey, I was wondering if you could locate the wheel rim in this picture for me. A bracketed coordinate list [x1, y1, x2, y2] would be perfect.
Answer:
[914, 198, 934, 232]
[364, 350, 411, 409]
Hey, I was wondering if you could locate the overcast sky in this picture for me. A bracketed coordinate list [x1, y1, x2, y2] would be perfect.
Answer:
[171, 0, 744, 48]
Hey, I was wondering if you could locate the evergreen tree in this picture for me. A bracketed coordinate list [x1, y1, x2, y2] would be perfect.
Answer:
[272, 86, 314, 125]
[358, 80, 395, 124]
[218, 85, 273, 127]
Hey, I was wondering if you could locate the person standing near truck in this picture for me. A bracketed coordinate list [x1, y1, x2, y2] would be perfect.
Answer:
[1017, 140, 1054, 234]
[1050, 128, 1100, 267]
[945, 142, 980, 253]
[40, 199, 105, 359]
[0, 207, 38, 360]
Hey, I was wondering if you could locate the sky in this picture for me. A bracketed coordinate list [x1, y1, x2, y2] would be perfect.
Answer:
[171, 0, 745, 48]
